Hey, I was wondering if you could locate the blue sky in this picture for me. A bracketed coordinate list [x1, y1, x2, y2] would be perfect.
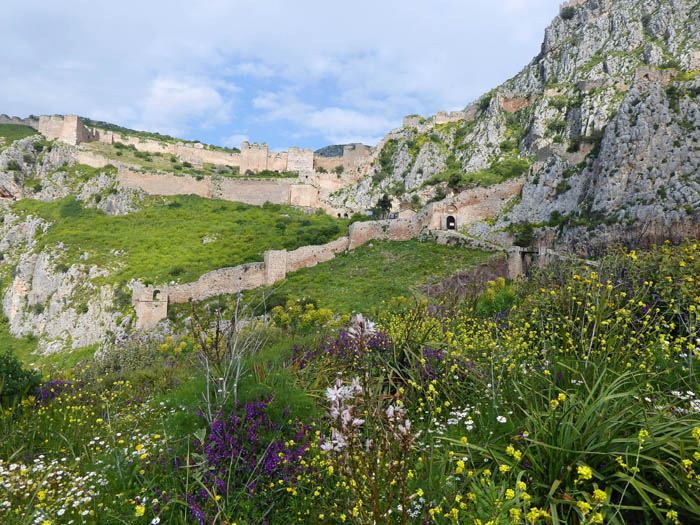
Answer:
[1, 0, 562, 151]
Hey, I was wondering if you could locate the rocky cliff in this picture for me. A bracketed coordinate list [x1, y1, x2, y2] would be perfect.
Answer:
[0, 136, 145, 352]
[327, 0, 700, 252]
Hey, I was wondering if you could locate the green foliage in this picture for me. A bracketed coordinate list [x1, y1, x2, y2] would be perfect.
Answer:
[427, 157, 531, 188]
[6, 159, 20, 171]
[13, 195, 349, 286]
[251, 240, 491, 313]
[561, 6, 576, 20]
[0, 350, 40, 405]
[546, 119, 567, 136]
[372, 139, 398, 185]
[479, 93, 494, 111]
[514, 222, 536, 247]
[375, 194, 392, 217]
[333, 165, 344, 175]
[0, 124, 37, 146]
[555, 180, 571, 196]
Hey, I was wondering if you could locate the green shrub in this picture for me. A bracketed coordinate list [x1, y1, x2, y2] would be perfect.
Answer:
[561, 6, 576, 20]
[6, 160, 20, 171]
[514, 222, 535, 247]
[0, 351, 41, 405]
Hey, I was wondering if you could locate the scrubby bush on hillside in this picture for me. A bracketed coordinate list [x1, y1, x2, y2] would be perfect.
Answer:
[0, 351, 40, 405]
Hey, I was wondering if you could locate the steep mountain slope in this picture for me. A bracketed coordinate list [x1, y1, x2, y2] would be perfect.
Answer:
[329, 0, 700, 252]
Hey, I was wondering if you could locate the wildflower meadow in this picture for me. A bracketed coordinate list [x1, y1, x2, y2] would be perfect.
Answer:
[2, 240, 700, 524]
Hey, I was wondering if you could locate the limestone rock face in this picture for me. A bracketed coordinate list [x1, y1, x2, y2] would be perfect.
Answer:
[1, 249, 123, 352]
[328, 0, 700, 250]
[0, 136, 146, 352]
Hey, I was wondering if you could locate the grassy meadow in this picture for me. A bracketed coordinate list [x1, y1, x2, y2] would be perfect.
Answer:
[0, 124, 37, 148]
[12, 195, 350, 286]
[2, 240, 699, 524]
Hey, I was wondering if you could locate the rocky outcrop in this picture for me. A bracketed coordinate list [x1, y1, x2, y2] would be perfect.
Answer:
[327, 0, 700, 252]
[2, 249, 125, 353]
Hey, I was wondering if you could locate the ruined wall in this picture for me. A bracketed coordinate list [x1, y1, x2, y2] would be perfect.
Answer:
[39, 115, 96, 145]
[313, 156, 344, 172]
[287, 147, 314, 173]
[167, 263, 266, 303]
[118, 167, 301, 206]
[174, 143, 241, 167]
[132, 238, 351, 328]
[427, 177, 526, 229]
[131, 282, 169, 331]
[240, 142, 269, 173]
[285, 237, 348, 273]
[347, 218, 425, 250]
[118, 168, 212, 198]
[0, 115, 39, 130]
[267, 152, 288, 172]
[403, 116, 424, 128]
[74, 150, 113, 168]
[289, 184, 319, 207]
[214, 177, 293, 206]
[342, 144, 372, 173]
[499, 95, 536, 113]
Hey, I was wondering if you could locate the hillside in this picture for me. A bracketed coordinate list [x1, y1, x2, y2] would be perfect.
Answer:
[328, 0, 700, 253]
[2, 1, 700, 524]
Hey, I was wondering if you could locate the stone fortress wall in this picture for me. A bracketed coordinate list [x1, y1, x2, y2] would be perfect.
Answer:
[34, 114, 373, 178]
[0, 114, 40, 130]
[132, 176, 525, 329]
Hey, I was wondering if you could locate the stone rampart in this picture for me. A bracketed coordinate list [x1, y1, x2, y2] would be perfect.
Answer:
[214, 177, 294, 206]
[288, 147, 314, 173]
[0, 114, 39, 130]
[267, 152, 288, 172]
[286, 237, 348, 272]
[499, 95, 536, 113]
[289, 184, 319, 207]
[118, 168, 212, 198]
[39, 115, 96, 145]
[174, 143, 240, 167]
[314, 156, 344, 173]
[167, 263, 266, 303]
[74, 150, 113, 168]
[240, 142, 269, 173]
[131, 282, 169, 331]
[117, 166, 303, 206]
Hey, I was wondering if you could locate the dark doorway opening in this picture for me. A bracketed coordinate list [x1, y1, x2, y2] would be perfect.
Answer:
[446, 216, 456, 230]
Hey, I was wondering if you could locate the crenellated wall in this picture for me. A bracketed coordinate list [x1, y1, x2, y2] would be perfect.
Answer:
[117, 167, 301, 206]
[0, 114, 39, 130]
[33, 115, 373, 176]
[240, 142, 269, 173]
[287, 147, 314, 173]
[39, 115, 96, 145]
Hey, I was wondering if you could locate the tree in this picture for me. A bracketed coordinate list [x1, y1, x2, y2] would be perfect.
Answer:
[376, 194, 392, 217]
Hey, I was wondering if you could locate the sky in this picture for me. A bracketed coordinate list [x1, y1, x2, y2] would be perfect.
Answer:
[0, 0, 562, 151]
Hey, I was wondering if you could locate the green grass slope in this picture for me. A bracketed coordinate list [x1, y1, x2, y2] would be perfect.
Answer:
[13, 195, 350, 286]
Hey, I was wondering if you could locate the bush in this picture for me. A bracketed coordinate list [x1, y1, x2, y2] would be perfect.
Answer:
[6, 160, 21, 171]
[0, 351, 41, 405]
[514, 222, 535, 247]
[561, 6, 576, 20]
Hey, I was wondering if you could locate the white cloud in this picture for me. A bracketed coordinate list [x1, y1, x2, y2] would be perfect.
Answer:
[222, 134, 249, 148]
[306, 108, 396, 145]
[0, 0, 563, 147]
[134, 77, 233, 135]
